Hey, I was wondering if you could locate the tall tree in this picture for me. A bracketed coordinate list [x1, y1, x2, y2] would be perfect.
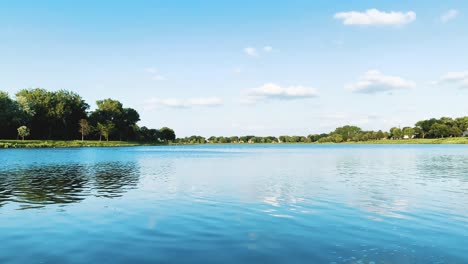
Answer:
[90, 99, 140, 140]
[429, 123, 450, 138]
[79, 119, 91, 141]
[15, 89, 88, 139]
[97, 122, 115, 142]
[415, 119, 438, 138]
[402, 127, 415, 138]
[333, 126, 362, 142]
[390, 127, 403, 139]
[159, 127, 176, 142]
[0, 91, 26, 139]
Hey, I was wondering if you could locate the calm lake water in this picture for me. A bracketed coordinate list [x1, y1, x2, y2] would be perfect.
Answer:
[1, 145, 467, 263]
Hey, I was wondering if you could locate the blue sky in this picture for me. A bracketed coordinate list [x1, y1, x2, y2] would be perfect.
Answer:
[1, 0, 467, 137]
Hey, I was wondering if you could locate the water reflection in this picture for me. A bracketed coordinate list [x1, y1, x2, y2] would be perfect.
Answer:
[94, 162, 140, 198]
[0, 162, 140, 209]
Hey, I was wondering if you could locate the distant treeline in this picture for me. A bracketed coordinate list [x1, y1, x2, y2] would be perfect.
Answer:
[0, 89, 175, 142]
[176, 117, 468, 144]
[3, 89, 468, 144]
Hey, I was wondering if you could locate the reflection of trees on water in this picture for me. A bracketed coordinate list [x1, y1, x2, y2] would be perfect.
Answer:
[93, 162, 140, 198]
[416, 155, 468, 181]
[0, 161, 140, 209]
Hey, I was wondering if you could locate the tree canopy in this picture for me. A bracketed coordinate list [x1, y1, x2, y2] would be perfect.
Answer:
[0, 88, 174, 142]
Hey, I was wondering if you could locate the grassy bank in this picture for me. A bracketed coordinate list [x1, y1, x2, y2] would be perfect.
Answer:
[2, 137, 468, 149]
[348, 137, 468, 144]
[0, 140, 151, 149]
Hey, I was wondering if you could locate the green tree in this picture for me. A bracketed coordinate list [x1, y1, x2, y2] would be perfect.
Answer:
[79, 119, 91, 141]
[97, 122, 114, 141]
[376, 130, 385, 140]
[15, 89, 88, 139]
[17, 126, 30, 140]
[90, 99, 123, 139]
[429, 123, 450, 138]
[455, 117, 468, 132]
[0, 91, 26, 139]
[415, 119, 437, 138]
[402, 127, 415, 138]
[160, 127, 176, 142]
[332, 134, 343, 143]
[390, 127, 403, 139]
[90, 99, 140, 141]
[450, 126, 462, 137]
[333, 126, 362, 142]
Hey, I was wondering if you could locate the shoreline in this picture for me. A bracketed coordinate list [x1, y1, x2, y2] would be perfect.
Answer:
[0, 140, 163, 149]
[2, 137, 468, 149]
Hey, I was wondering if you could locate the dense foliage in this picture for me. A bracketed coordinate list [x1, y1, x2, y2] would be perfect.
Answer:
[176, 118, 468, 144]
[2, 88, 467, 144]
[0, 89, 175, 142]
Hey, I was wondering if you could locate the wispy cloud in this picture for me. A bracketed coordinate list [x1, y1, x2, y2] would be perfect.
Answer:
[145, 67, 166, 81]
[346, 70, 416, 94]
[233, 67, 242, 74]
[263, 46, 273, 52]
[436, 71, 468, 88]
[243, 46, 275, 57]
[440, 9, 459, 23]
[243, 83, 318, 104]
[243, 47, 259, 57]
[145, 97, 223, 110]
[334, 9, 416, 26]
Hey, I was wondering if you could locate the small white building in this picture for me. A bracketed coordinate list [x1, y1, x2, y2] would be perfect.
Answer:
[463, 130, 468, 137]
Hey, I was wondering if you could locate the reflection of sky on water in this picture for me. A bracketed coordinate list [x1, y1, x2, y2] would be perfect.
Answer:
[1, 145, 468, 263]
[2, 145, 468, 221]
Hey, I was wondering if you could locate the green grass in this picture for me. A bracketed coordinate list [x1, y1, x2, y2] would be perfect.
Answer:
[1, 137, 468, 149]
[343, 137, 468, 144]
[0, 140, 150, 149]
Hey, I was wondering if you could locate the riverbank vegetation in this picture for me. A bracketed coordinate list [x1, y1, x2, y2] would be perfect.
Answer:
[176, 117, 468, 144]
[0, 89, 175, 143]
[2, 89, 468, 147]
[0, 140, 145, 149]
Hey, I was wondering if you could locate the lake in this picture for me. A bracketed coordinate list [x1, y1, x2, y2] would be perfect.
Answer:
[1, 145, 467, 263]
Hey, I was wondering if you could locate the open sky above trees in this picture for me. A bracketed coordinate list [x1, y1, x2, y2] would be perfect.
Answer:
[1, 1, 467, 137]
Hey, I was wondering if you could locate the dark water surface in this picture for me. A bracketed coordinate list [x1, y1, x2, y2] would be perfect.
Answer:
[1, 145, 467, 263]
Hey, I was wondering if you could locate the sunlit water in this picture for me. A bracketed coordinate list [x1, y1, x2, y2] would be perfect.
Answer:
[1, 145, 467, 263]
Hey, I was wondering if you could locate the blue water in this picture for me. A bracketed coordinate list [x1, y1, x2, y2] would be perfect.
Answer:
[1, 145, 467, 263]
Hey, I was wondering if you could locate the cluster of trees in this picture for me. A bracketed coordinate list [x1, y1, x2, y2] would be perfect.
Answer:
[0, 89, 175, 142]
[175, 117, 468, 144]
[3, 89, 467, 144]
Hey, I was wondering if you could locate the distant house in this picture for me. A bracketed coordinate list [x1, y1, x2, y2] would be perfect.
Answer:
[463, 130, 468, 137]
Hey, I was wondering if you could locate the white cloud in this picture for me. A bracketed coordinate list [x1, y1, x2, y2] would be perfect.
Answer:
[440, 9, 459, 23]
[346, 70, 416, 94]
[145, 67, 166, 81]
[334, 9, 416, 26]
[244, 47, 259, 57]
[243, 83, 319, 104]
[145, 97, 223, 110]
[437, 71, 468, 88]
[244, 46, 275, 57]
